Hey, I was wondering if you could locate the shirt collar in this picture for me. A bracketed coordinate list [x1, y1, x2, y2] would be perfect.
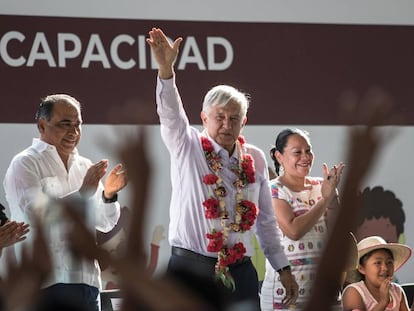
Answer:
[32, 138, 79, 157]
[202, 130, 238, 160]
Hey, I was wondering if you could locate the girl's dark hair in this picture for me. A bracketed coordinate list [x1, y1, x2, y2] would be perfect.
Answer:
[269, 128, 310, 175]
[360, 248, 394, 267]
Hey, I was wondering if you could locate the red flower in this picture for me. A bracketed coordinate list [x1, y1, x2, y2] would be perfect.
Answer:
[203, 174, 218, 185]
[237, 135, 246, 146]
[206, 230, 223, 240]
[238, 200, 257, 232]
[241, 154, 255, 183]
[206, 230, 224, 252]
[203, 198, 220, 219]
[217, 242, 246, 266]
[207, 239, 224, 252]
[240, 200, 256, 211]
[231, 242, 246, 258]
[203, 197, 219, 209]
[201, 136, 214, 153]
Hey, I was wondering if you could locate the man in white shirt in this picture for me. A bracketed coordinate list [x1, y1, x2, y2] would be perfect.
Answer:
[3, 94, 128, 310]
[146, 27, 298, 310]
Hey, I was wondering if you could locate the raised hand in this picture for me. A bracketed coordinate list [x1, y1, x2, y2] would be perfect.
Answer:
[146, 27, 183, 79]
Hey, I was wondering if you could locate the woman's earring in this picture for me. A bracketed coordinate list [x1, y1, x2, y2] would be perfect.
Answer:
[279, 165, 285, 176]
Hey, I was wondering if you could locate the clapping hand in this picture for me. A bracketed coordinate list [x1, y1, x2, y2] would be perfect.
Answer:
[0, 220, 29, 249]
[104, 163, 128, 199]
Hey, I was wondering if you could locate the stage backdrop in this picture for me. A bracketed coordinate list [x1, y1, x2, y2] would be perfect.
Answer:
[1, 15, 414, 125]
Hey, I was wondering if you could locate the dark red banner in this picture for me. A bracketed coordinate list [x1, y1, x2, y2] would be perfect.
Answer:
[1, 15, 414, 125]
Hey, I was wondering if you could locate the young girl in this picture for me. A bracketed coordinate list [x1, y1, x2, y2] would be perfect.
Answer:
[342, 236, 412, 311]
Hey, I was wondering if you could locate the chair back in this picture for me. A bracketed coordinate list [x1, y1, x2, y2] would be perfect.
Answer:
[401, 283, 414, 308]
[101, 289, 122, 311]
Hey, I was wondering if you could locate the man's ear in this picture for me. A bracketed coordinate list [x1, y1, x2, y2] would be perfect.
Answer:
[241, 116, 247, 127]
[200, 111, 208, 127]
[38, 119, 45, 133]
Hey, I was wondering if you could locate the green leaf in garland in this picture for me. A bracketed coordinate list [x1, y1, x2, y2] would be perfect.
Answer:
[216, 270, 236, 292]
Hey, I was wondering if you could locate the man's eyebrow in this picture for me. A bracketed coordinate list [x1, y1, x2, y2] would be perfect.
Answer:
[59, 119, 81, 123]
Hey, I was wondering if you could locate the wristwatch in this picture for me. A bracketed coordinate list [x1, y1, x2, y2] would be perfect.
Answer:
[102, 191, 118, 203]
[277, 265, 291, 273]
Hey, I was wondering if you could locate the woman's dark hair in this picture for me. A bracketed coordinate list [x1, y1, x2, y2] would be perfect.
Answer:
[269, 128, 310, 175]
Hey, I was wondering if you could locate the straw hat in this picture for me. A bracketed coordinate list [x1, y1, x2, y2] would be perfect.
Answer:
[357, 236, 412, 272]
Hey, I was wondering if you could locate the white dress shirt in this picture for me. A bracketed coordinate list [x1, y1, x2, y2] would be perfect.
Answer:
[3, 138, 120, 289]
[156, 76, 289, 271]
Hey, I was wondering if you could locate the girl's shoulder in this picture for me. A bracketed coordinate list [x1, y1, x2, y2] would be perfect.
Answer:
[390, 282, 404, 295]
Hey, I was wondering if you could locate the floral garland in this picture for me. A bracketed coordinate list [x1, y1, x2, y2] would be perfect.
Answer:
[201, 135, 257, 290]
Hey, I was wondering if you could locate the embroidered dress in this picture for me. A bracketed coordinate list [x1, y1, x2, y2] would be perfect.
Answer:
[260, 176, 327, 311]
[343, 281, 404, 311]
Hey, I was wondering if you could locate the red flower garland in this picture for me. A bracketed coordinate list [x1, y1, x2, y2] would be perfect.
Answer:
[201, 135, 258, 290]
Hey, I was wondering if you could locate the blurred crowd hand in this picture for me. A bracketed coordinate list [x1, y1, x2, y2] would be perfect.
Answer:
[0, 220, 30, 250]
[64, 202, 108, 264]
[1, 216, 51, 311]
[338, 86, 398, 181]
[303, 87, 398, 311]
[65, 128, 211, 311]
[151, 225, 165, 246]
[118, 128, 151, 261]
[64, 128, 152, 281]
[116, 128, 212, 310]
[338, 86, 399, 126]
